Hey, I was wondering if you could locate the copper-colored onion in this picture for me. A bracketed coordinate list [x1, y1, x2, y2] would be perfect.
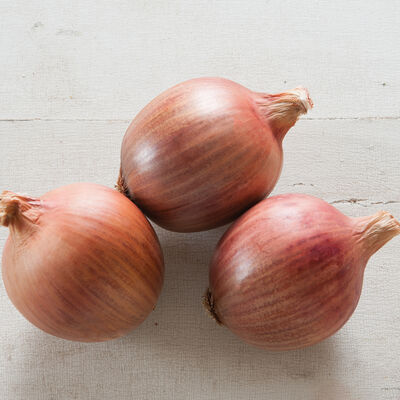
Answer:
[205, 193, 399, 351]
[118, 77, 313, 232]
[0, 183, 164, 342]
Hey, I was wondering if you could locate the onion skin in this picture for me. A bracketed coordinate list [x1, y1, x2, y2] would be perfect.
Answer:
[119, 77, 312, 232]
[0, 183, 164, 342]
[206, 194, 400, 351]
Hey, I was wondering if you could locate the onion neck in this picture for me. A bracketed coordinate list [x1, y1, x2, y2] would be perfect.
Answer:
[0, 191, 42, 230]
[354, 211, 400, 260]
[256, 87, 313, 142]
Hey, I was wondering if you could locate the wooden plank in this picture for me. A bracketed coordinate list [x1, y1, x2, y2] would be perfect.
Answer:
[0, 118, 399, 399]
[0, 118, 398, 205]
[0, 0, 399, 120]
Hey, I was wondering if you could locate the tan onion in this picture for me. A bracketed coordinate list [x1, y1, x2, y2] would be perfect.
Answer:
[118, 77, 313, 232]
[0, 183, 164, 342]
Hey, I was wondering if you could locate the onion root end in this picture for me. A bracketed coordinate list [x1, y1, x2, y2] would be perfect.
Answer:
[116, 171, 133, 200]
[203, 288, 222, 325]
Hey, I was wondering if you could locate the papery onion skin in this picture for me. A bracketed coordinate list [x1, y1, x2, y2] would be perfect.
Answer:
[119, 77, 312, 232]
[206, 194, 400, 351]
[0, 183, 164, 342]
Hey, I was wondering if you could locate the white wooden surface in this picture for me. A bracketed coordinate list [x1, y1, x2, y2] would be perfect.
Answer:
[0, 1, 399, 399]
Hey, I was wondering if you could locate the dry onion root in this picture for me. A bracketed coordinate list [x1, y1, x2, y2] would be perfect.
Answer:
[118, 77, 313, 232]
[0, 183, 164, 342]
[205, 194, 400, 351]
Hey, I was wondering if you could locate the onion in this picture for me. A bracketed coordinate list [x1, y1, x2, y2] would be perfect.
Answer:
[118, 77, 313, 232]
[205, 193, 400, 350]
[0, 183, 164, 342]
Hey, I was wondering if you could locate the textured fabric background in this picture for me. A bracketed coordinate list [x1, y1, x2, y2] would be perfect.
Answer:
[0, 1, 399, 399]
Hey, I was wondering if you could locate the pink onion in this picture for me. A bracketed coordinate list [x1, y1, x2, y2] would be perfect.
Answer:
[205, 193, 399, 350]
